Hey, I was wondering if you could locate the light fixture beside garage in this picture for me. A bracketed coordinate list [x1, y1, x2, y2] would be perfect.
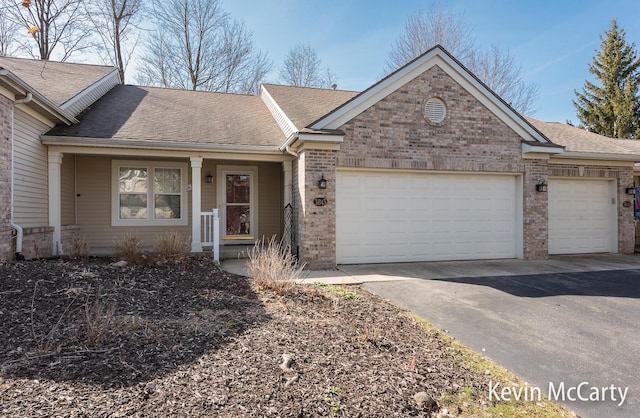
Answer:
[536, 179, 548, 193]
[318, 174, 327, 189]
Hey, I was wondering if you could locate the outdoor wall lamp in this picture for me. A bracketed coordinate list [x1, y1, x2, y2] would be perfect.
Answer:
[205, 173, 214, 183]
[318, 174, 327, 189]
[536, 179, 548, 193]
[625, 185, 636, 195]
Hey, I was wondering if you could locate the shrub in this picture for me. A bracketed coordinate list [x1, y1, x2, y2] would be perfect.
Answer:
[84, 287, 116, 346]
[113, 233, 144, 264]
[248, 236, 305, 295]
[155, 231, 191, 263]
[69, 235, 91, 259]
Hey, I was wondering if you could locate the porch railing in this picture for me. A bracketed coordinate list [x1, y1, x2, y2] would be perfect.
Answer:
[201, 209, 220, 261]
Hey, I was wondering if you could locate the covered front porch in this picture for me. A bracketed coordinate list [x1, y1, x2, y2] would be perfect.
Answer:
[46, 147, 295, 260]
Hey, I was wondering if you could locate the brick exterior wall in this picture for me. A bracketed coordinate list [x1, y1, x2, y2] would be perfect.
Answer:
[61, 224, 82, 256]
[294, 64, 634, 268]
[20, 226, 54, 259]
[0, 95, 13, 261]
[294, 149, 337, 269]
[337, 66, 524, 174]
[523, 158, 549, 259]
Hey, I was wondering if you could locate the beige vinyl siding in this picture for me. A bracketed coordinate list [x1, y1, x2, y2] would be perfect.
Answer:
[201, 160, 218, 212]
[257, 162, 283, 239]
[61, 155, 75, 226]
[76, 157, 283, 255]
[13, 109, 49, 227]
[76, 156, 191, 254]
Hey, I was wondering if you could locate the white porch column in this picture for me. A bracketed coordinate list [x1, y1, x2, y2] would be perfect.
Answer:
[48, 151, 63, 255]
[190, 157, 203, 252]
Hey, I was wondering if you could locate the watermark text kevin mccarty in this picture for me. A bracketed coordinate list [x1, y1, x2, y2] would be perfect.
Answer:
[489, 381, 628, 407]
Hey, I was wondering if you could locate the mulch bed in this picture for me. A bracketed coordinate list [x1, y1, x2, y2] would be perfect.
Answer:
[0, 257, 489, 417]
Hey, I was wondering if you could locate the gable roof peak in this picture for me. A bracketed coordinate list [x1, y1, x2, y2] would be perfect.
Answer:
[305, 44, 551, 145]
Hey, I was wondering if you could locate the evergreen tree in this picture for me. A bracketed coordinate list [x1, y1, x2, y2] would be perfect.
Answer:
[574, 19, 640, 138]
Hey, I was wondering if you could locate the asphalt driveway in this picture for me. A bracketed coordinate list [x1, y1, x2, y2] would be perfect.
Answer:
[361, 263, 640, 418]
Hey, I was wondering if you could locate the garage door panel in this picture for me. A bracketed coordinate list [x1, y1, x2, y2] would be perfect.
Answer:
[336, 171, 517, 264]
[548, 179, 614, 254]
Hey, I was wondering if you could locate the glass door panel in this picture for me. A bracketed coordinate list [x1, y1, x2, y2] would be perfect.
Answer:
[224, 174, 252, 238]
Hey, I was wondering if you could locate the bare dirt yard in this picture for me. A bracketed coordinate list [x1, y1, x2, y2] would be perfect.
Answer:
[0, 257, 573, 417]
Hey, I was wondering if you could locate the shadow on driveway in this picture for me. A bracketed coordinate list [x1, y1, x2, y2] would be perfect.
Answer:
[432, 269, 640, 298]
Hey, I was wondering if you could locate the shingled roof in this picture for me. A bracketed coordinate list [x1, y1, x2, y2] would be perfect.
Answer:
[262, 84, 359, 130]
[0, 57, 117, 107]
[46, 85, 287, 150]
[527, 118, 639, 158]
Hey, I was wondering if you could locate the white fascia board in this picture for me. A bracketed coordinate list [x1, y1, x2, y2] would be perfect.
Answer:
[0, 69, 77, 124]
[309, 50, 443, 131]
[311, 47, 550, 145]
[279, 131, 344, 152]
[296, 132, 344, 143]
[41, 135, 284, 155]
[522, 142, 564, 155]
[550, 151, 640, 162]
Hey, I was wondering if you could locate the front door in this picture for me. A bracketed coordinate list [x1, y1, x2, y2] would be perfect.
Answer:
[217, 166, 258, 243]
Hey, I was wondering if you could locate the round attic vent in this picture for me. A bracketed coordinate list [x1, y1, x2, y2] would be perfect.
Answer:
[424, 97, 447, 124]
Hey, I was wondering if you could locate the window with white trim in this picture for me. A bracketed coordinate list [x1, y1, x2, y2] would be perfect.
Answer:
[112, 160, 188, 226]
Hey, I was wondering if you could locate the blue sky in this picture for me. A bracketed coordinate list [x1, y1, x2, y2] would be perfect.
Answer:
[223, 0, 640, 124]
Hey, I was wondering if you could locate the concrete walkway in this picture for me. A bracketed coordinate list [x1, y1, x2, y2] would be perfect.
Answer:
[221, 253, 640, 284]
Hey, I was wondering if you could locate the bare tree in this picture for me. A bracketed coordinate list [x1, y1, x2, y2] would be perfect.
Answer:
[215, 19, 271, 94]
[85, 0, 144, 83]
[385, 4, 474, 71]
[279, 44, 337, 88]
[467, 45, 539, 115]
[0, 11, 20, 56]
[385, 4, 538, 115]
[0, 0, 93, 61]
[135, 0, 270, 94]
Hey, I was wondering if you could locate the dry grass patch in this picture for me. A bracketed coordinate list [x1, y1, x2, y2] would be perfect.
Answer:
[155, 231, 191, 263]
[247, 236, 304, 295]
[113, 233, 144, 264]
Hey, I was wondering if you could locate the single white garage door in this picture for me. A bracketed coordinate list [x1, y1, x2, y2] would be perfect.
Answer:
[548, 179, 616, 254]
[336, 171, 518, 264]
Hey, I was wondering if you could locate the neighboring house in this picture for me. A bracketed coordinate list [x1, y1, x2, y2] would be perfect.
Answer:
[0, 57, 120, 260]
[1, 46, 639, 268]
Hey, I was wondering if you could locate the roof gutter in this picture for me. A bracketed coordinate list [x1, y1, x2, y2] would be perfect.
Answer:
[279, 129, 345, 157]
[280, 132, 299, 157]
[521, 141, 564, 155]
[41, 135, 284, 154]
[10, 92, 33, 261]
[284, 144, 298, 158]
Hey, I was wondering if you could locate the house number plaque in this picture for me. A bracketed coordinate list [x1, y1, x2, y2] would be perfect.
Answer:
[313, 198, 327, 206]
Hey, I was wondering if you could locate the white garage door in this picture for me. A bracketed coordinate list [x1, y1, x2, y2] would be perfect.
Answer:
[548, 179, 616, 254]
[336, 171, 518, 264]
